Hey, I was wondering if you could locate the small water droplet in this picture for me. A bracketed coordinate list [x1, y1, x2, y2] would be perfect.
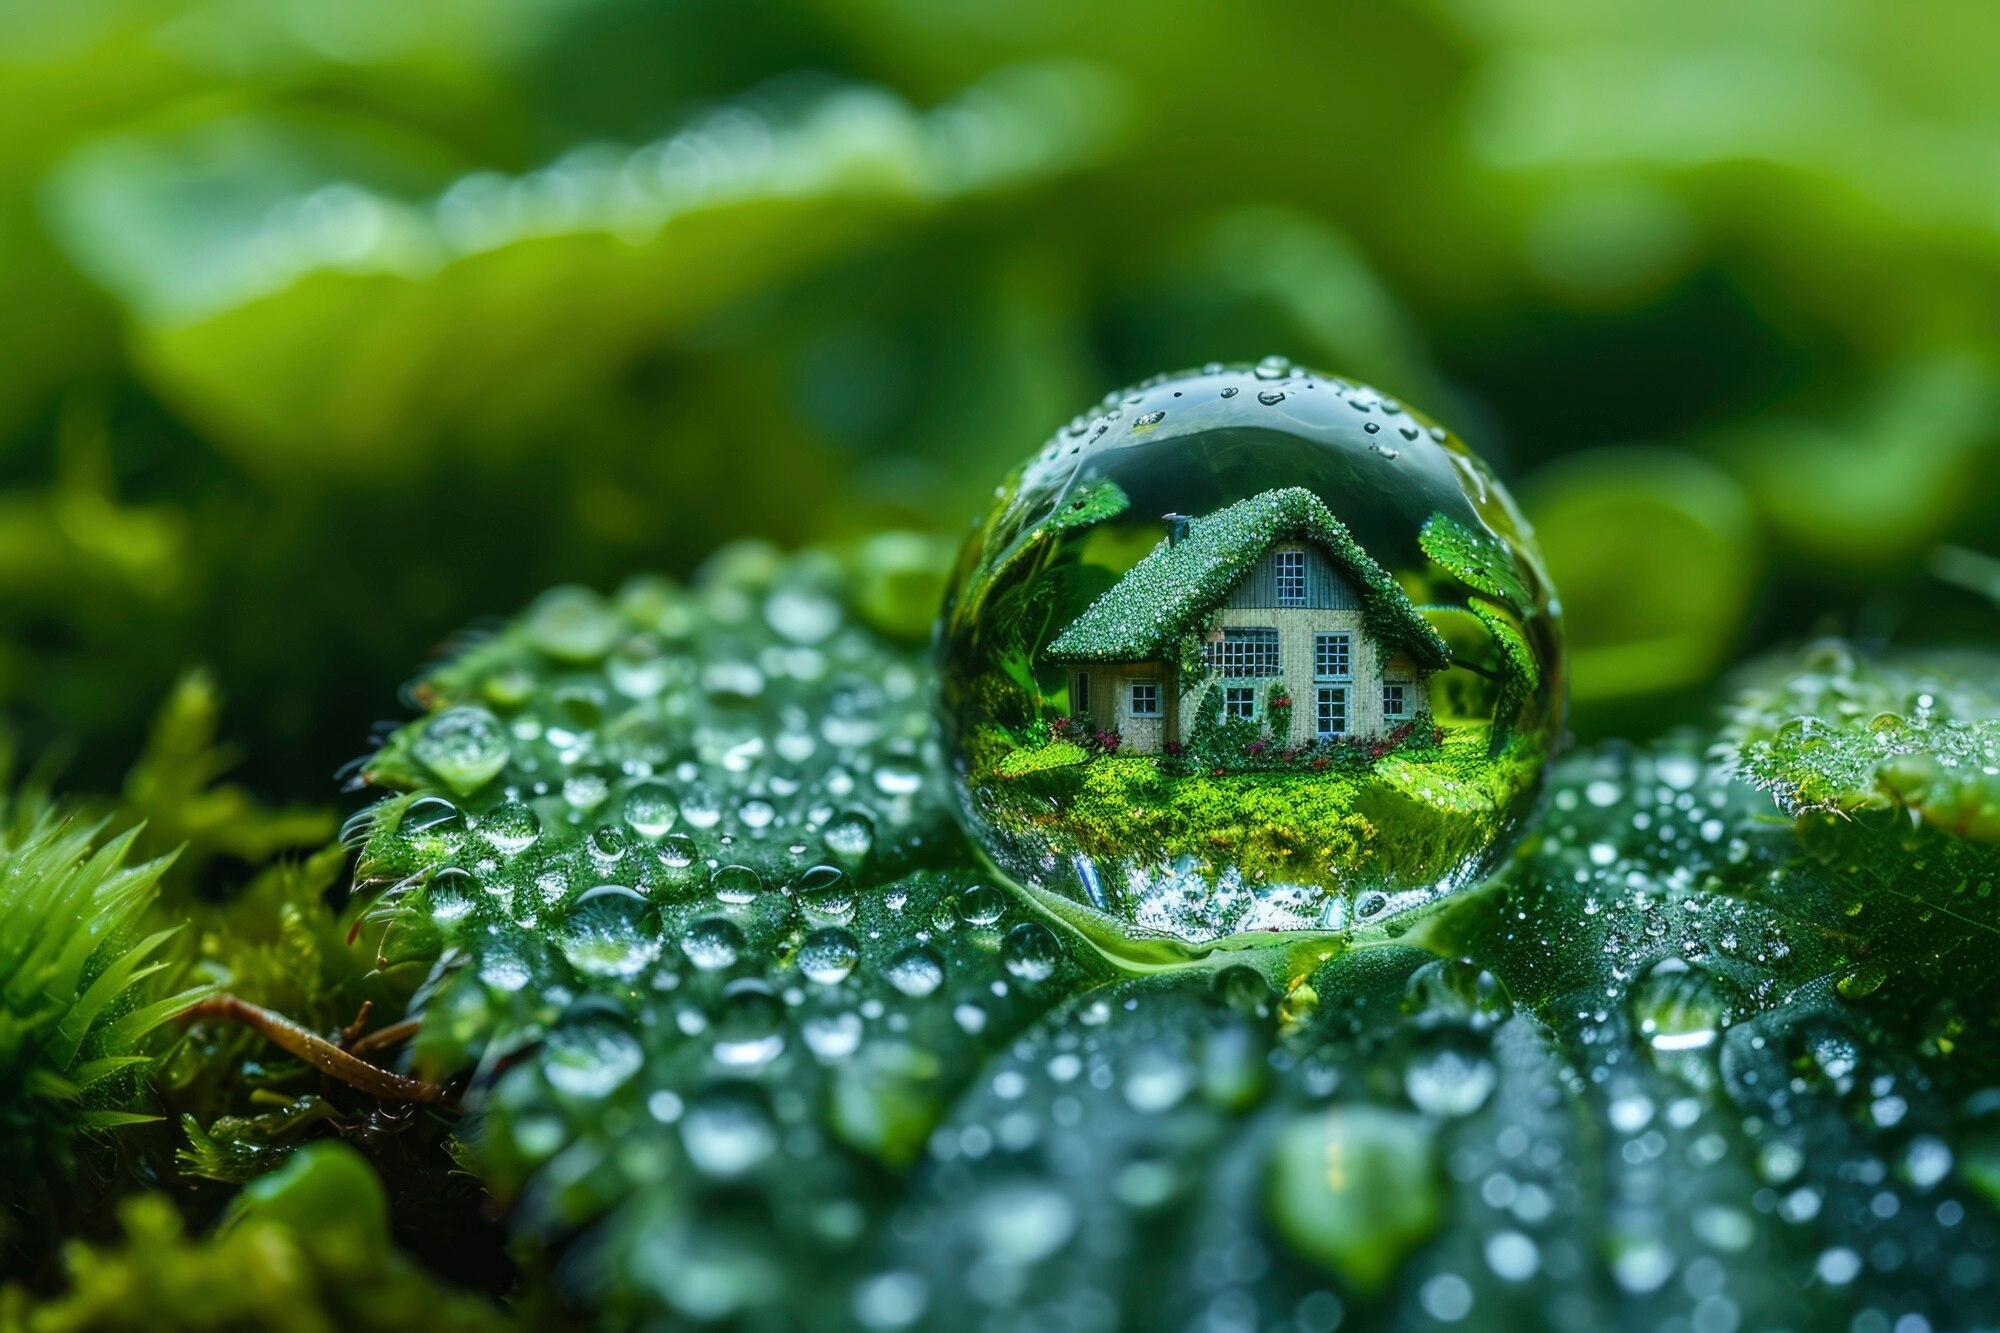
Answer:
[683, 917, 744, 970]
[622, 781, 680, 838]
[711, 863, 764, 905]
[961, 884, 1008, 926]
[481, 798, 541, 854]
[885, 945, 944, 997]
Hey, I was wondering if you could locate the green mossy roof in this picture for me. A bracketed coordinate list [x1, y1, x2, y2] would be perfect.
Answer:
[1044, 487, 1450, 670]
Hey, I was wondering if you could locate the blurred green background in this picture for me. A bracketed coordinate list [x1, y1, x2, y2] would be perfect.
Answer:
[5, 0, 1999, 805]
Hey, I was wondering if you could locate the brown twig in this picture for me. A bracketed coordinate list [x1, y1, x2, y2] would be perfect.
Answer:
[339, 1000, 375, 1050]
[348, 1018, 422, 1058]
[183, 995, 448, 1105]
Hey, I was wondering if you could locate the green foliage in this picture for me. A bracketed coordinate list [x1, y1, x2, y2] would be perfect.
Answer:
[5, 0, 2000, 802]
[1726, 644, 2000, 838]
[988, 732, 1516, 902]
[995, 739, 1088, 777]
[1418, 513, 1532, 615]
[340, 546, 2000, 1327]
[7, 0, 2000, 1314]
[0, 800, 200, 1236]
[1047, 486, 1449, 670]
[1266, 681, 1294, 745]
[2, 1145, 504, 1332]
[1518, 449, 1759, 709]
[43, 65, 1129, 478]
[111, 670, 337, 894]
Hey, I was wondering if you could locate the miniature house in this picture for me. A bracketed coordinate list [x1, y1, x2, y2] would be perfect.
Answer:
[1043, 488, 1451, 753]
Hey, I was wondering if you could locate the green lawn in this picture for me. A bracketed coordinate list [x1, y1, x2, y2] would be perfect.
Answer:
[983, 726, 1540, 889]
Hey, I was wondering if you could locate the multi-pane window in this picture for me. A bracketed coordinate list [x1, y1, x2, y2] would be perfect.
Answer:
[1275, 548, 1307, 605]
[1316, 686, 1348, 738]
[1314, 632, 1352, 680]
[1129, 680, 1161, 717]
[1211, 627, 1280, 677]
[1382, 681, 1409, 719]
[1072, 672, 1090, 715]
[1224, 686, 1257, 719]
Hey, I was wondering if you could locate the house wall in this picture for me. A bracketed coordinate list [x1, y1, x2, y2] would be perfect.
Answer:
[1067, 661, 1176, 754]
[1221, 543, 1363, 611]
[1175, 609, 1428, 745]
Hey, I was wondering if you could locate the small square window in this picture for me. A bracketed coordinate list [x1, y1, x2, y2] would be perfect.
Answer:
[1073, 672, 1090, 715]
[1383, 682, 1409, 718]
[1224, 686, 1257, 719]
[1314, 632, 1351, 680]
[1129, 680, 1161, 717]
[1316, 686, 1348, 738]
[1275, 548, 1307, 606]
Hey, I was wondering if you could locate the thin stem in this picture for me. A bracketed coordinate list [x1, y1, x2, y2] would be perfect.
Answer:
[183, 995, 448, 1105]
[348, 1018, 422, 1058]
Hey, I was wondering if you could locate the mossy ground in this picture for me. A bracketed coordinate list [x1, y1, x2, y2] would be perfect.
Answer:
[980, 725, 1537, 890]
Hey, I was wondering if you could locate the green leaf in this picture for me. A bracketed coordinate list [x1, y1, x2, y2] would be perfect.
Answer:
[7, 1147, 506, 1330]
[348, 521, 2000, 1331]
[1518, 446, 1759, 706]
[44, 65, 1130, 478]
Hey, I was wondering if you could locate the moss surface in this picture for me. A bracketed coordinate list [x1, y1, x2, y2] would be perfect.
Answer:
[982, 726, 1529, 888]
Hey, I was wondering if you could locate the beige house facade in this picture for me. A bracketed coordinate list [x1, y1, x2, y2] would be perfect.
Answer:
[1063, 545, 1426, 754]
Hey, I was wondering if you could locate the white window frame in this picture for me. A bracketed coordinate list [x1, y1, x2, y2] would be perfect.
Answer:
[1314, 632, 1352, 681]
[1223, 686, 1257, 719]
[1073, 672, 1090, 715]
[1128, 679, 1161, 717]
[1382, 680, 1410, 719]
[1211, 627, 1281, 678]
[1316, 686, 1348, 738]
[1275, 548, 1307, 606]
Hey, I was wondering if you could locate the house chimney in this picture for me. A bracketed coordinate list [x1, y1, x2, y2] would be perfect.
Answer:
[1163, 512, 1190, 546]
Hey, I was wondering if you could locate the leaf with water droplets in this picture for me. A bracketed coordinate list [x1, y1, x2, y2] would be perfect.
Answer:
[352, 542, 2000, 1332]
[1726, 644, 2000, 838]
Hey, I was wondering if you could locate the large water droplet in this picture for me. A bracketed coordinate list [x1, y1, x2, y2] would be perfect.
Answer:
[558, 885, 663, 980]
[1632, 957, 1733, 1054]
[622, 780, 680, 838]
[1001, 922, 1062, 983]
[680, 1088, 777, 1177]
[937, 361, 1561, 955]
[960, 884, 1008, 926]
[413, 706, 510, 796]
[885, 945, 944, 997]
[481, 797, 541, 854]
[542, 1008, 644, 1098]
[683, 916, 744, 970]
[796, 864, 855, 920]
[525, 584, 619, 662]
[1403, 1032, 1497, 1117]
[712, 982, 788, 1069]
[798, 927, 861, 984]
[711, 863, 763, 905]
[824, 810, 875, 862]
